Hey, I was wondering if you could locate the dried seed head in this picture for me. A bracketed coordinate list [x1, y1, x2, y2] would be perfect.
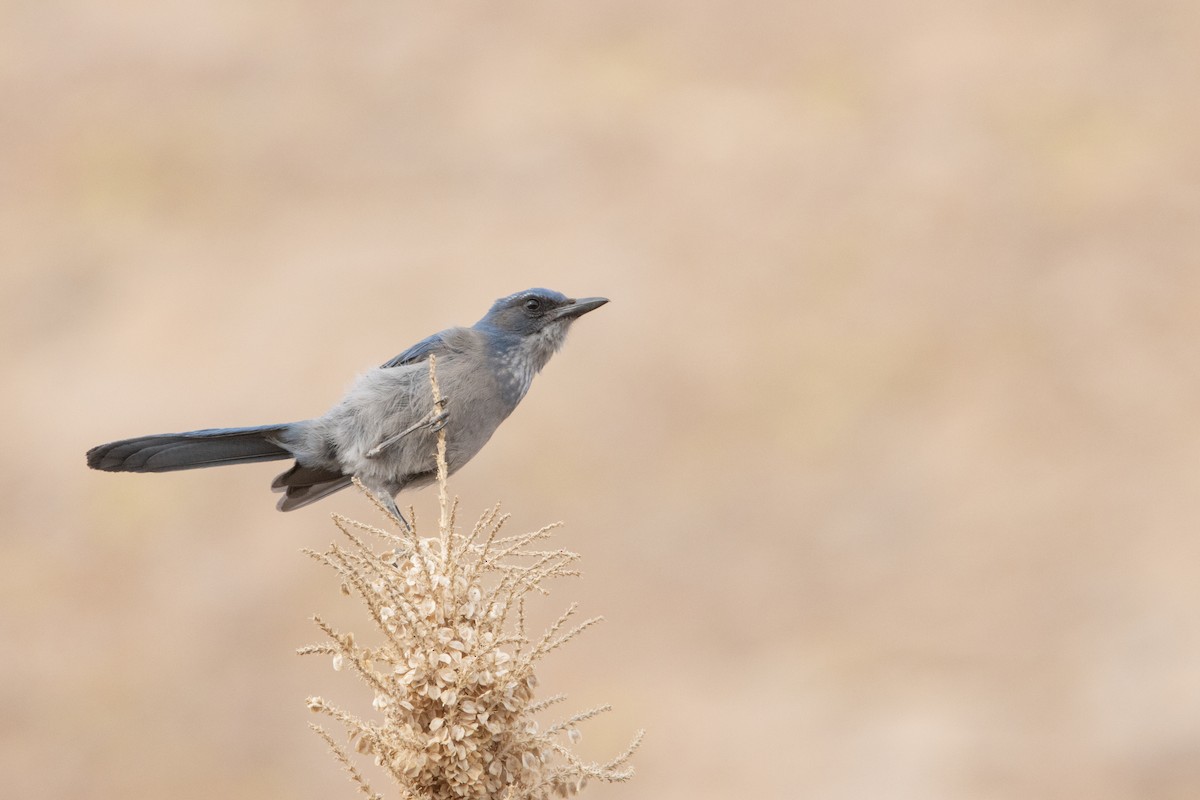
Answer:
[303, 363, 640, 799]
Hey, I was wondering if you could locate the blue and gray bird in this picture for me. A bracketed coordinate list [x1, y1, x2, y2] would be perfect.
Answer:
[86, 289, 608, 524]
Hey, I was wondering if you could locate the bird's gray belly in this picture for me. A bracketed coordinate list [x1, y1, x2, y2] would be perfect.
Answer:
[308, 362, 514, 490]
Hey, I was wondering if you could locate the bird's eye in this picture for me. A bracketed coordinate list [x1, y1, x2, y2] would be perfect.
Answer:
[523, 298, 543, 313]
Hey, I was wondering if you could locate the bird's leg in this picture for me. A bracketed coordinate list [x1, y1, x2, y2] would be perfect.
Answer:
[365, 397, 450, 459]
[377, 491, 412, 532]
[365, 420, 426, 459]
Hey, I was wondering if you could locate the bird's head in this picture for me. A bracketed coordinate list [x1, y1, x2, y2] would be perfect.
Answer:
[476, 288, 609, 378]
[478, 289, 608, 337]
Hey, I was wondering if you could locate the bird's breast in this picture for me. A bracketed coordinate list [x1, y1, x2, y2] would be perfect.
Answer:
[495, 349, 536, 407]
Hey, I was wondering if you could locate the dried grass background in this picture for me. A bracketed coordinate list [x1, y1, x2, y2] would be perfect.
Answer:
[3, 2, 1199, 799]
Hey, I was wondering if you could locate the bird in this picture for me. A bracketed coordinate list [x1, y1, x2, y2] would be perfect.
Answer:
[86, 288, 608, 525]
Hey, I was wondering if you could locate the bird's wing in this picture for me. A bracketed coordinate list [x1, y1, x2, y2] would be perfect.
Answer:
[380, 331, 450, 368]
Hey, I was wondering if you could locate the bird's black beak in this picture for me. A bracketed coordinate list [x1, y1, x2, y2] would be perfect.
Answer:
[553, 297, 609, 320]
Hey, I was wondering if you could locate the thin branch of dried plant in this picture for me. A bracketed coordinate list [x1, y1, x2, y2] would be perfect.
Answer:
[301, 356, 642, 799]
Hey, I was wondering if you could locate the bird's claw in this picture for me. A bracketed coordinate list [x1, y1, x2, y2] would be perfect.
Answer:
[429, 407, 449, 432]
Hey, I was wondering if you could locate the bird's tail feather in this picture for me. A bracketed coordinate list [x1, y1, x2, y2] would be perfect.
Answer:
[86, 424, 296, 473]
[271, 462, 353, 511]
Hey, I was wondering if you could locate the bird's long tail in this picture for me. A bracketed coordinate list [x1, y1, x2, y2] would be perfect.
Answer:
[86, 424, 296, 473]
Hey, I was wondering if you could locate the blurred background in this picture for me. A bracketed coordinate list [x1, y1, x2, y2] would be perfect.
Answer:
[3, 1, 1199, 798]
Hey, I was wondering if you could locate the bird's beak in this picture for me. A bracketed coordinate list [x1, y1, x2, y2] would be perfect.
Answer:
[553, 297, 609, 320]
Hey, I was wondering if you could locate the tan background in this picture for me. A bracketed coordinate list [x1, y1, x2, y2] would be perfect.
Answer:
[3, 2, 1199, 798]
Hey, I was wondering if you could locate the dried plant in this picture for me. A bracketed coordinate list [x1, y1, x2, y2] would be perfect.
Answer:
[300, 356, 642, 800]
